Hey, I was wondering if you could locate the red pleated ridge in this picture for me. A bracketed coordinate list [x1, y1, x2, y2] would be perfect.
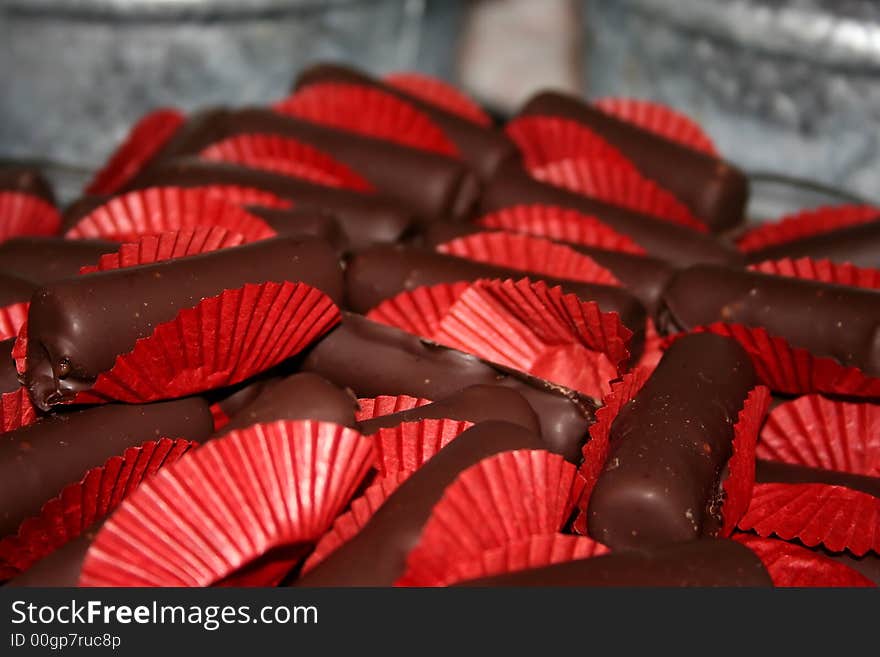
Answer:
[749, 257, 880, 291]
[384, 72, 492, 126]
[371, 418, 475, 478]
[0, 301, 28, 341]
[355, 395, 433, 423]
[0, 387, 36, 433]
[366, 281, 471, 339]
[0, 192, 60, 242]
[737, 205, 880, 253]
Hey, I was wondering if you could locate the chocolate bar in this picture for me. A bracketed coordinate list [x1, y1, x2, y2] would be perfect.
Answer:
[218, 372, 359, 435]
[295, 62, 517, 179]
[456, 539, 772, 587]
[302, 314, 594, 461]
[0, 272, 35, 307]
[0, 237, 116, 285]
[745, 219, 880, 269]
[243, 207, 348, 251]
[0, 338, 19, 394]
[24, 237, 344, 410]
[294, 420, 547, 586]
[520, 91, 748, 233]
[142, 107, 481, 223]
[756, 459, 880, 498]
[587, 333, 757, 549]
[658, 264, 880, 377]
[0, 398, 214, 538]
[358, 384, 541, 435]
[481, 163, 743, 267]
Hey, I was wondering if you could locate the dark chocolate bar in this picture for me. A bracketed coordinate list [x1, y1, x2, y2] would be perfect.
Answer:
[126, 159, 416, 251]
[0, 272, 35, 307]
[244, 207, 348, 251]
[0, 338, 20, 394]
[294, 420, 547, 586]
[587, 333, 758, 550]
[456, 538, 772, 587]
[0, 237, 116, 285]
[658, 264, 880, 377]
[481, 163, 742, 267]
[302, 314, 594, 462]
[24, 237, 344, 410]
[520, 91, 748, 233]
[218, 372, 359, 435]
[756, 459, 880, 498]
[358, 384, 540, 435]
[142, 107, 480, 223]
[0, 398, 214, 538]
[295, 62, 518, 179]
[745, 219, 880, 270]
[0, 166, 56, 205]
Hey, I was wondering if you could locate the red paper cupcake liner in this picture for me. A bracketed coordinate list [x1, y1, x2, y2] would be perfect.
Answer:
[65, 187, 277, 243]
[732, 533, 874, 587]
[199, 133, 373, 192]
[0, 438, 196, 580]
[274, 82, 458, 157]
[476, 204, 647, 255]
[79, 226, 246, 274]
[687, 323, 880, 398]
[371, 418, 475, 478]
[366, 281, 471, 338]
[0, 387, 36, 433]
[355, 395, 433, 423]
[383, 72, 492, 127]
[738, 482, 880, 556]
[79, 420, 373, 586]
[749, 257, 880, 291]
[436, 231, 621, 287]
[636, 319, 664, 373]
[736, 205, 880, 253]
[0, 301, 28, 341]
[300, 470, 411, 574]
[399, 450, 584, 586]
[532, 157, 707, 232]
[397, 533, 609, 587]
[85, 108, 186, 195]
[505, 116, 636, 171]
[757, 395, 880, 477]
[0, 191, 61, 242]
[594, 97, 719, 156]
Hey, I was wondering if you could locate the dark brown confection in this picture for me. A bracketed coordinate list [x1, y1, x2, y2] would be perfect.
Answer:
[142, 107, 480, 223]
[816, 544, 880, 585]
[345, 244, 647, 342]
[0, 398, 214, 538]
[0, 272, 35, 307]
[358, 384, 540, 435]
[6, 522, 101, 586]
[127, 159, 416, 252]
[422, 222, 676, 316]
[212, 377, 279, 421]
[0, 237, 116, 285]
[587, 333, 757, 550]
[295, 62, 518, 179]
[24, 237, 344, 410]
[301, 314, 594, 462]
[480, 163, 742, 268]
[745, 219, 880, 269]
[520, 91, 748, 233]
[218, 372, 359, 435]
[0, 166, 56, 205]
[658, 264, 880, 377]
[244, 207, 348, 252]
[456, 538, 772, 587]
[0, 338, 20, 394]
[755, 459, 880, 498]
[295, 420, 547, 586]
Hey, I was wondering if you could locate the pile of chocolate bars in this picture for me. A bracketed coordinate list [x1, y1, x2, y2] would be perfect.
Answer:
[0, 63, 878, 587]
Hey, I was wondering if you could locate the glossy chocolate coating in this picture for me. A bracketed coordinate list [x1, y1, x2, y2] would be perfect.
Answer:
[242, 207, 348, 252]
[746, 219, 880, 269]
[423, 223, 676, 316]
[24, 237, 344, 410]
[481, 164, 742, 268]
[0, 272, 35, 307]
[756, 459, 880, 498]
[302, 314, 594, 461]
[520, 91, 748, 233]
[358, 384, 540, 435]
[295, 62, 518, 180]
[127, 159, 416, 251]
[0, 338, 20, 394]
[0, 398, 213, 538]
[295, 420, 547, 586]
[0, 237, 116, 285]
[147, 107, 480, 223]
[588, 333, 757, 550]
[0, 166, 55, 205]
[345, 244, 647, 339]
[659, 264, 880, 377]
[457, 538, 772, 587]
[218, 372, 359, 435]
